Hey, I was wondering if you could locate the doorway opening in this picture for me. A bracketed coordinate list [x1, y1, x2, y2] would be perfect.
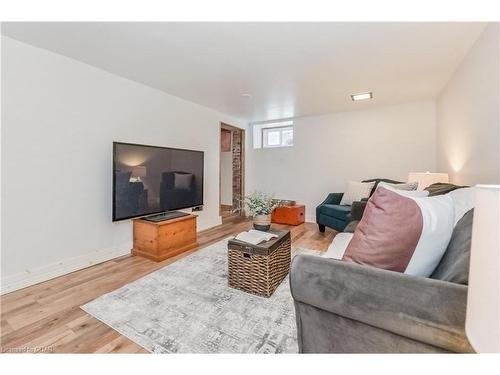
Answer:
[220, 123, 245, 221]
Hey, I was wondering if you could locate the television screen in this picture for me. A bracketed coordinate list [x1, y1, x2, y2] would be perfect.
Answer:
[113, 142, 204, 221]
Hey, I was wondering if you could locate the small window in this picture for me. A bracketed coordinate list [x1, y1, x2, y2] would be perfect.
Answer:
[263, 126, 294, 148]
[252, 120, 294, 149]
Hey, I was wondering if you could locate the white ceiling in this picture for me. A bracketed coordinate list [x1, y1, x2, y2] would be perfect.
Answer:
[1, 22, 486, 122]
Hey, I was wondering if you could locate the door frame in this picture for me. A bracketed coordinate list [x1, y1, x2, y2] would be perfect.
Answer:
[219, 122, 245, 217]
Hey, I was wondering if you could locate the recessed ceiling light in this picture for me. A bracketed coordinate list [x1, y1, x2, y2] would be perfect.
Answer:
[350, 92, 373, 101]
[240, 93, 252, 99]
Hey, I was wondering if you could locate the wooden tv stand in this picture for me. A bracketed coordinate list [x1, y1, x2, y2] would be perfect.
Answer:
[132, 214, 198, 262]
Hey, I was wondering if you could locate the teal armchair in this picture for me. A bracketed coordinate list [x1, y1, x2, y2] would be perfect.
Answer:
[316, 178, 402, 232]
[316, 193, 348, 232]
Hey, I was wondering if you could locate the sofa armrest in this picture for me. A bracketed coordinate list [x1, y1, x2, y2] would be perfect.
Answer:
[290, 254, 473, 353]
[350, 201, 367, 221]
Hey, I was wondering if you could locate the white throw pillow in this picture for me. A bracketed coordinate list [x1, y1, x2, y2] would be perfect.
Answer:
[404, 194, 455, 276]
[447, 187, 475, 226]
[340, 181, 375, 205]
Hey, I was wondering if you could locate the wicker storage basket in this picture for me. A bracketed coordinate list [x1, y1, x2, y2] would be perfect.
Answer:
[227, 230, 291, 297]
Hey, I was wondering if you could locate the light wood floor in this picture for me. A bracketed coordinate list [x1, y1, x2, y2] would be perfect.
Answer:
[0, 218, 336, 353]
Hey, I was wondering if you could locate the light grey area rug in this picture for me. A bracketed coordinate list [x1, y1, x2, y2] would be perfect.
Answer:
[81, 238, 320, 353]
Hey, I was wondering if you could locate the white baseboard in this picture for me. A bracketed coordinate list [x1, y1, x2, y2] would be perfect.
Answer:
[1, 243, 132, 295]
[305, 214, 316, 223]
[1, 215, 224, 295]
[1, 215, 310, 295]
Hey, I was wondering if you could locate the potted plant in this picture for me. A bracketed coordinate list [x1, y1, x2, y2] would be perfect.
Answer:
[244, 191, 281, 231]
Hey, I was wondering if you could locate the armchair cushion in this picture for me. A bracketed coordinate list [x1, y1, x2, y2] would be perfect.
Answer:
[290, 254, 473, 353]
[318, 204, 351, 221]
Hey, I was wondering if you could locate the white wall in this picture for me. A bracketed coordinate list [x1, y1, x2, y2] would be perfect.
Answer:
[1, 37, 245, 293]
[220, 151, 232, 205]
[436, 23, 500, 186]
[246, 101, 437, 222]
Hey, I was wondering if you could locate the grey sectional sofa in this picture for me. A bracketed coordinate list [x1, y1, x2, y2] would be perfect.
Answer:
[290, 210, 474, 353]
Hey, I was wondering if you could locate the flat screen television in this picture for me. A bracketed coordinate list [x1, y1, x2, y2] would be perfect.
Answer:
[113, 142, 204, 221]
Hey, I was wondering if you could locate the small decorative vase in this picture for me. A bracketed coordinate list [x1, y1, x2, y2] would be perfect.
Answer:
[253, 214, 271, 231]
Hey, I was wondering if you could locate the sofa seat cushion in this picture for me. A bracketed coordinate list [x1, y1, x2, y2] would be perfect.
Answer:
[319, 204, 351, 220]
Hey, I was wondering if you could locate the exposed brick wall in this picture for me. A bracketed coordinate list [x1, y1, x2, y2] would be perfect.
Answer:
[232, 129, 242, 211]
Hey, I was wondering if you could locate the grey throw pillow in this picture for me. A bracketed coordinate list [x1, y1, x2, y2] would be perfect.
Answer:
[430, 209, 473, 285]
[344, 221, 359, 233]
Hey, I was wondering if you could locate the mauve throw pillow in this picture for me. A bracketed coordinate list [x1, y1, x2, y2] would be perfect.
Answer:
[342, 187, 454, 277]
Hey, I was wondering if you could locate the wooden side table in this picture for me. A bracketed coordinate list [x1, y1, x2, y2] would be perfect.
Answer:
[272, 204, 305, 225]
[132, 214, 198, 262]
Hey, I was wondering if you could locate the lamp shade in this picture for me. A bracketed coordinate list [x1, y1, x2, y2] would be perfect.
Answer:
[465, 184, 500, 353]
[407, 172, 449, 190]
[131, 165, 147, 178]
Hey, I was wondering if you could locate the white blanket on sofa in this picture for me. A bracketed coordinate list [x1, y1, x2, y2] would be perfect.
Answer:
[323, 232, 354, 260]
